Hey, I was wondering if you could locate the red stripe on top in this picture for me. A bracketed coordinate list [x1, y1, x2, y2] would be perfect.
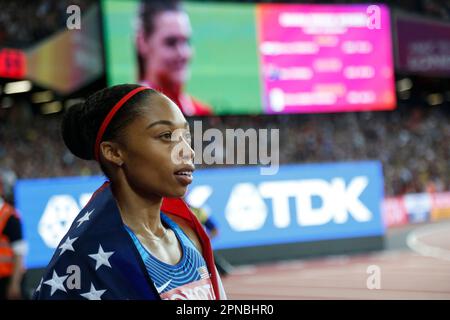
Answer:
[160, 197, 221, 300]
[94, 86, 148, 161]
[87, 182, 222, 299]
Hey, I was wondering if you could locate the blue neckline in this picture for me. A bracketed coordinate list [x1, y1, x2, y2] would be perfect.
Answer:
[124, 212, 187, 268]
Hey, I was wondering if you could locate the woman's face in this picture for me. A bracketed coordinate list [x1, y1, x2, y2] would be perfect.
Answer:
[118, 94, 195, 198]
[143, 10, 193, 86]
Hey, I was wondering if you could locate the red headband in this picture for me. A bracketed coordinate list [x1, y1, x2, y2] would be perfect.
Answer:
[94, 86, 148, 161]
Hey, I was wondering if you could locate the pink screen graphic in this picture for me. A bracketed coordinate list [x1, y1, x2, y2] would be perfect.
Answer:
[257, 4, 396, 114]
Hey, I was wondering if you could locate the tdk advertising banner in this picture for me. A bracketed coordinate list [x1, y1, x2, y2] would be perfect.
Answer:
[16, 161, 384, 269]
[188, 161, 385, 250]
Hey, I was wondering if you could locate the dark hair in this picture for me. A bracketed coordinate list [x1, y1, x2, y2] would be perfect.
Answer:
[61, 84, 158, 162]
[137, 0, 183, 80]
[139, 0, 182, 37]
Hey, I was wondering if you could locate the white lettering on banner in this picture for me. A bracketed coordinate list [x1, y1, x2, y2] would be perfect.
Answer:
[331, 177, 372, 224]
[39, 194, 94, 248]
[225, 183, 268, 231]
[227, 177, 372, 231]
[279, 13, 368, 29]
[342, 40, 373, 54]
[382, 197, 407, 227]
[403, 193, 431, 223]
[186, 186, 213, 208]
[39, 195, 81, 248]
[347, 90, 376, 104]
[343, 66, 375, 79]
[295, 179, 335, 226]
[258, 181, 298, 228]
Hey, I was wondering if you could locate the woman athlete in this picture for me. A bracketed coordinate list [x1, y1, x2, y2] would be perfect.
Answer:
[34, 84, 226, 300]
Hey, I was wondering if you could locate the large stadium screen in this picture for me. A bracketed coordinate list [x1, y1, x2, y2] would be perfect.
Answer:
[102, 1, 396, 115]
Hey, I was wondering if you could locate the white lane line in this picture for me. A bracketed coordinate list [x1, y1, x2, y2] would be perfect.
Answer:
[406, 222, 450, 262]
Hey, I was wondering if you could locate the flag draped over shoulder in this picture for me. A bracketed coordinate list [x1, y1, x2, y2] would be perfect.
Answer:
[33, 182, 224, 300]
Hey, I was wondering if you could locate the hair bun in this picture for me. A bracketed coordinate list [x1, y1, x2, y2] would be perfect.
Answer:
[61, 102, 95, 160]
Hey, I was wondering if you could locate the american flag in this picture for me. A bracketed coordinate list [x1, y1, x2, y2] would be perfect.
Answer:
[198, 266, 210, 280]
[33, 182, 221, 300]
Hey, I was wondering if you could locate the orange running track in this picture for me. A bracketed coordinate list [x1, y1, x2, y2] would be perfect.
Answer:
[221, 221, 450, 300]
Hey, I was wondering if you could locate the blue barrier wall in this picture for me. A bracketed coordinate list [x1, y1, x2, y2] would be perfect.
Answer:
[15, 161, 384, 269]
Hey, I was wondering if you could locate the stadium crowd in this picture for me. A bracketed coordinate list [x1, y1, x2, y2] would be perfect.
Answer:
[0, 0, 448, 49]
[0, 0, 449, 198]
[0, 0, 94, 48]
[1, 101, 449, 197]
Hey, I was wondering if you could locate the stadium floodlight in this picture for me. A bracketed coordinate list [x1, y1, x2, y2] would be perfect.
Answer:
[426, 93, 444, 106]
[3, 80, 32, 94]
[32, 91, 54, 104]
[396, 78, 413, 92]
[41, 101, 62, 114]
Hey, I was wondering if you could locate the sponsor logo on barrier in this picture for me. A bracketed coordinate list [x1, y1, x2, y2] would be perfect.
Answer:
[18, 161, 385, 267]
[37, 176, 373, 248]
[431, 192, 450, 221]
[38, 193, 92, 248]
[404, 193, 431, 224]
[191, 176, 372, 232]
[383, 192, 450, 228]
[382, 197, 408, 228]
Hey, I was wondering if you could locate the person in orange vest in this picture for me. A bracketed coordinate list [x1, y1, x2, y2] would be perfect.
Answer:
[0, 172, 27, 300]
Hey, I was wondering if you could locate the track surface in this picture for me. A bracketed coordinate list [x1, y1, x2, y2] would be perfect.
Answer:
[221, 221, 450, 299]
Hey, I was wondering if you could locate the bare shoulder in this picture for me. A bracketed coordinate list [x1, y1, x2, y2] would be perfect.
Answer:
[165, 213, 203, 255]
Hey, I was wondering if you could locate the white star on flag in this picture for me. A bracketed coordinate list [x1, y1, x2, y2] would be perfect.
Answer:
[89, 244, 114, 270]
[44, 270, 68, 296]
[80, 283, 106, 300]
[58, 236, 78, 256]
[76, 209, 94, 228]
[35, 278, 43, 293]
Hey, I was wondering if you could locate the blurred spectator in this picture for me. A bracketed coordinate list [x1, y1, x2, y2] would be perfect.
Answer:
[0, 169, 27, 300]
[0, 0, 94, 48]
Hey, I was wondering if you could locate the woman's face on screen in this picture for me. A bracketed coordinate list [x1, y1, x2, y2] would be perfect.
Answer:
[143, 10, 193, 87]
